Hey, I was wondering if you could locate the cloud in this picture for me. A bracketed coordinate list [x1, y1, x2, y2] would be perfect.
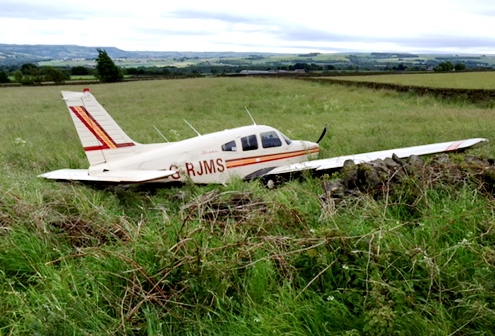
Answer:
[395, 34, 495, 54]
[0, 0, 135, 20]
[167, 9, 271, 26]
[0, 0, 494, 54]
[0, 0, 82, 20]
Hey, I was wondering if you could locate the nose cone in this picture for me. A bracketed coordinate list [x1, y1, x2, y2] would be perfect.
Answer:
[302, 141, 320, 159]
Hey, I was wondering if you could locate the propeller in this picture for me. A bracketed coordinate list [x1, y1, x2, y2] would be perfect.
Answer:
[316, 124, 328, 144]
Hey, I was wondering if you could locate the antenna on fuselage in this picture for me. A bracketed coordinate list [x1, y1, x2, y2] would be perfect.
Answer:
[244, 107, 257, 125]
[152, 125, 169, 142]
[183, 119, 201, 136]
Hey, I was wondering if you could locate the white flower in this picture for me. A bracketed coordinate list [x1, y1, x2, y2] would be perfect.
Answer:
[169, 129, 180, 139]
[15, 137, 26, 145]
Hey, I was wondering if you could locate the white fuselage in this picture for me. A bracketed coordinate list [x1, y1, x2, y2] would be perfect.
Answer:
[89, 125, 320, 184]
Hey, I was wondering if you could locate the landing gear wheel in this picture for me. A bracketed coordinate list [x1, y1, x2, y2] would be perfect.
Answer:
[265, 178, 275, 189]
[261, 175, 286, 188]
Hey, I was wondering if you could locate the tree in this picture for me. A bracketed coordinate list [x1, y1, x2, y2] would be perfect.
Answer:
[13, 70, 23, 83]
[434, 61, 454, 72]
[20, 63, 39, 75]
[71, 66, 90, 76]
[43, 66, 69, 84]
[19, 63, 42, 84]
[94, 49, 123, 83]
[0, 71, 10, 83]
[454, 62, 466, 71]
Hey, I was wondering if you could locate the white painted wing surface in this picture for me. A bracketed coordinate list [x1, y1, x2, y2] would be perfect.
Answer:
[39, 169, 177, 183]
[266, 138, 489, 176]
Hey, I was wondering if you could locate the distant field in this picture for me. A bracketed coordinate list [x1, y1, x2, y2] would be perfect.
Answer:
[325, 71, 495, 89]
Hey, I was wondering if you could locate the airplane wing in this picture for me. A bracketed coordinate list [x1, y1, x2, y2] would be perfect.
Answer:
[38, 169, 177, 183]
[264, 138, 489, 176]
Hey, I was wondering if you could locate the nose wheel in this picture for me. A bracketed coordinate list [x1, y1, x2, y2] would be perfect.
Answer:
[261, 174, 286, 188]
[264, 178, 275, 189]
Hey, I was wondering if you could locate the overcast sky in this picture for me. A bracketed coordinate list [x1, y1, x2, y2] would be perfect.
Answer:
[1, 0, 495, 54]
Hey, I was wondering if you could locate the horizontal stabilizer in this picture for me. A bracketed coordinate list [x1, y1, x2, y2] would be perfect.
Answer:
[266, 138, 489, 176]
[39, 169, 176, 183]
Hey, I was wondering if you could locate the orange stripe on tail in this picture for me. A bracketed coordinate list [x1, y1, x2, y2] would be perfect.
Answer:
[70, 106, 135, 151]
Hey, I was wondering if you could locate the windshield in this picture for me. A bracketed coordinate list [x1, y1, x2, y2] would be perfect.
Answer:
[280, 132, 292, 145]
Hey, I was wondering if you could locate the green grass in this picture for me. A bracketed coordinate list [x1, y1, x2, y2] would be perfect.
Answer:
[325, 71, 495, 89]
[1, 77, 493, 167]
[1, 77, 495, 334]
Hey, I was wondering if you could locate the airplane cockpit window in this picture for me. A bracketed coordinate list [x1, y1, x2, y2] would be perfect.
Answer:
[280, 132, 292, 145]
[221, 140, 237, 151]
[261, 131, 282, 148]
[241, 134, 258, 151]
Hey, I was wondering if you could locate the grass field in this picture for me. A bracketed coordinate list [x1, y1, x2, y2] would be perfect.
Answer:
[1, 77, 495, 335]
[325, 71, 495, 89]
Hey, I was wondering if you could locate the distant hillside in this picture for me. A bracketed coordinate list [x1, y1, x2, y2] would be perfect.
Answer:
[1, 44, 494, 71]
[0, 44, 123, 66]
[0, 44, 282, 66]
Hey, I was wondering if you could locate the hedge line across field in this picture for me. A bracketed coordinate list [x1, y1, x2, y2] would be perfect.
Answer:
[304, 77, 495, 106]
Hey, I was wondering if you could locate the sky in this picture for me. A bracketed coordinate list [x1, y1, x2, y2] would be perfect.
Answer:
[1, 0, 495, 54]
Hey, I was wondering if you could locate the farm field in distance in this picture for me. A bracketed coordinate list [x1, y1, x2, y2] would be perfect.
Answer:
[1, 77, 495, 334]
[325, 71, 495, 89]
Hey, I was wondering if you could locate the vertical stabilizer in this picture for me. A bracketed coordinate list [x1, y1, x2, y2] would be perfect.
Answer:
[62, 89, 138, 165]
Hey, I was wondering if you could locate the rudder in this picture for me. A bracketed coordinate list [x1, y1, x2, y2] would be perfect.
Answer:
[62, 88, 138, 165]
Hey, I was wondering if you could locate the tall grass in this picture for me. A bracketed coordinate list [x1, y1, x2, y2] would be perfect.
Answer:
[1, 78, 495, 334]
[1, 78, 493, 166]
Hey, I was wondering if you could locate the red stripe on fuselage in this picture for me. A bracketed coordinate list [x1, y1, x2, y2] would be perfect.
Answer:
[225, 147, 319, 169]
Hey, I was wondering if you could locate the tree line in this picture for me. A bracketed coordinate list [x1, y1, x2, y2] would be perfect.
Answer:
[0, 49, 486, 86]
[0, 49, 205, 85]
[0, 49, 124, 85]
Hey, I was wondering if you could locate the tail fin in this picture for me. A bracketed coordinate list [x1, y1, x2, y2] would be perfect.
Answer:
[62, 88, 138, 165]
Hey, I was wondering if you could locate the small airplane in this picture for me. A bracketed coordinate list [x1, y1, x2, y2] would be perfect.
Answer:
[39, 88, 489, 187]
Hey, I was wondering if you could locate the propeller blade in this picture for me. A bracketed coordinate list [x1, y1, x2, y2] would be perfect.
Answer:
[316, 124, 328, 143]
